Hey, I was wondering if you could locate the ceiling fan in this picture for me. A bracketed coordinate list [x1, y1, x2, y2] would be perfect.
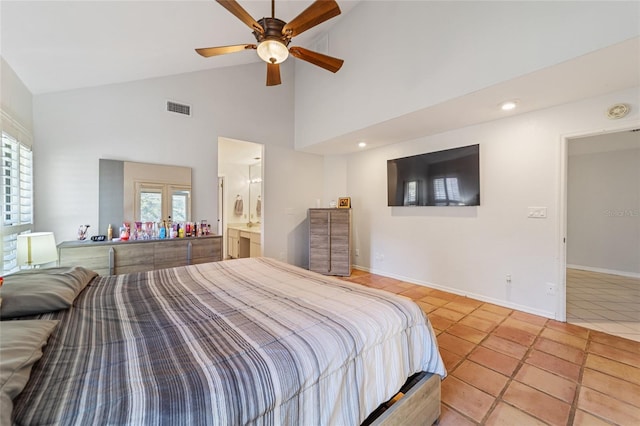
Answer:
[196, 0, 344, 86]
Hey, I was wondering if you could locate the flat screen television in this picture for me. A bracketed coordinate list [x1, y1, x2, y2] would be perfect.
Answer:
[387, 144, 480, 206]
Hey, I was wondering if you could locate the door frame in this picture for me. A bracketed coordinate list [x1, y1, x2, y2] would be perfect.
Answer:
[557, 120, 640, 322]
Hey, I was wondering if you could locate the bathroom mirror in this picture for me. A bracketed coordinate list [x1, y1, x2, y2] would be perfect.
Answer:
[249, 162, 262, 224]
[99, 159, 192, 233]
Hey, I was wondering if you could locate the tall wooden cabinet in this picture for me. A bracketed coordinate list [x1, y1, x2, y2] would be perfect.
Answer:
[309, 208, 352, 276]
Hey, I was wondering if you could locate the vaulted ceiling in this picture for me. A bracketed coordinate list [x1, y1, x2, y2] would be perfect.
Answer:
[0, 0, 360, 94]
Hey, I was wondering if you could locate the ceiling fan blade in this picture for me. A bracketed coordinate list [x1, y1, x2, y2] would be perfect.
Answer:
[289, 47, 343, 73]
[216, 0, 264, 35]
[266, 63, 282, 86]
[195, 44, 257, 57]
[282, 0, 341, 38]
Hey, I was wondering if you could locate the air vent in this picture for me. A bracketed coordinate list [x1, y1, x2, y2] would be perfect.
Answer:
[166, 101, 191, 116]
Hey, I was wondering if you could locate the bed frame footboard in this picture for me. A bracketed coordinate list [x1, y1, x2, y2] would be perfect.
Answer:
[363, 372, 441, 426]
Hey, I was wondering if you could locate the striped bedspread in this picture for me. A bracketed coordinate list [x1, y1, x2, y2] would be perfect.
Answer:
[14, 257, 446, 425]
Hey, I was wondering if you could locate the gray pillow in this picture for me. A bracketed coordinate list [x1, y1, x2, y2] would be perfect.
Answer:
[0, 266, 97, 319]
[0, 320, 59, 426]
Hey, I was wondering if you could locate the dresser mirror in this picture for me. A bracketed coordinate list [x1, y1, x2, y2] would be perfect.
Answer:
[99, 159, 192, 234]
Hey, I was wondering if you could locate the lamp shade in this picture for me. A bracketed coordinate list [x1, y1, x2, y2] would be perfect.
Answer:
[17, 232, 58, 266]
[256, 40, 289, 64]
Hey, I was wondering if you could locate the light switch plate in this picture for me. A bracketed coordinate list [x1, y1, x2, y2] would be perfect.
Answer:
[528, 207, 548, 219]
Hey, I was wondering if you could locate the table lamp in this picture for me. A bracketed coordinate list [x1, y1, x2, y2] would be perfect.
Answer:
[17, 232, 58, 268]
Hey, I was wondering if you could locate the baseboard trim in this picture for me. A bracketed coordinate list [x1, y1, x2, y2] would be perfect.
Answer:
[567, 264, 640, 279]
[352, 265, 556, 320]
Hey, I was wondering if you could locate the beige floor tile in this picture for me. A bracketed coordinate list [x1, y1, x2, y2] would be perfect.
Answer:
[567, 269, 640, 343]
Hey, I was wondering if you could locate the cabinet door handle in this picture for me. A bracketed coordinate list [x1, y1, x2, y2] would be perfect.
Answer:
[187, 241, 192, 265]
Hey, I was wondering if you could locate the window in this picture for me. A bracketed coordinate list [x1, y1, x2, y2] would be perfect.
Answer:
[139, 185, 163, 223]
[135, 182, 190, 224]
[1, 130, 33, 274]
[171, 188, 190, 222]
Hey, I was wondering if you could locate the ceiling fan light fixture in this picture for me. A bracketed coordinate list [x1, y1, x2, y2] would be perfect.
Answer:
[257, 39, 289, 64]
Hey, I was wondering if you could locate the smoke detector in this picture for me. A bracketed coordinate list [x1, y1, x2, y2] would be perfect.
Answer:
[606, 103, 630, 120]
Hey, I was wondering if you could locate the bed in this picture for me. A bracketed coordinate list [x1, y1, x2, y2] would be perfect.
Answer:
[1, 257, 446, 425]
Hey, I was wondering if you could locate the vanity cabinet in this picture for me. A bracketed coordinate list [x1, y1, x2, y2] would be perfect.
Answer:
[309, 208, 352, 276]
[227, 228, 240, 259]
[227, 226, 260, 259]
[58, 235, 222, 276]
[249, 232, 262, 257]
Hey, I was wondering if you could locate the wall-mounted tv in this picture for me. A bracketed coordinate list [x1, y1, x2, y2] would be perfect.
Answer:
[387, 144, 480, 206]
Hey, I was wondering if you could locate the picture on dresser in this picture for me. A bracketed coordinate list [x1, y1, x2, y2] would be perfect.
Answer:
[338, 197, 351, 208]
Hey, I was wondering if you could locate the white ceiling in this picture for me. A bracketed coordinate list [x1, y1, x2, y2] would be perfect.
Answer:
[306, 37, 640, 155]
[0, 0, 360, 94]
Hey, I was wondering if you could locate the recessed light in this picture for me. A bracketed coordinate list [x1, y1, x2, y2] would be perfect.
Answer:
[500, 100, 518, 111]
[358, 141, 367, 148]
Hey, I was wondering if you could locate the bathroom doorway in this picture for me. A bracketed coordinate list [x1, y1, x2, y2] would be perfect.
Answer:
[218, 137, 264, 259]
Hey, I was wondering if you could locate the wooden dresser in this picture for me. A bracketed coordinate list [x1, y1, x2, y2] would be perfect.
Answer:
[58, 235, 223, 276]
[308, 208, 352, 276]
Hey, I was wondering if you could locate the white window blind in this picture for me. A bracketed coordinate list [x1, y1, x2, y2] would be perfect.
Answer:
[1, 131, 33, 274]
[434, 177, 461, 204]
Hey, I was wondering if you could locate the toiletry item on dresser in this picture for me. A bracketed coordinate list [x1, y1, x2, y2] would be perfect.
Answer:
[234, 195, 243, 216]
[107, 224, 113, 241]
[77, 224, 90, 240]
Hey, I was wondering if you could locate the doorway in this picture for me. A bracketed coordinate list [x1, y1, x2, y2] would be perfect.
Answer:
[218, 137, 264, 260]
[564, 129, 640, 342]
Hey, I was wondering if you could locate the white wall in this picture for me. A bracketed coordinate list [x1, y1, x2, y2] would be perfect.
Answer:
[264, 144, 324, 266]
[32, 61, 322, 267]
[323, 155, 348, 208]
[335, 87, 639, 319]
[295, 1, 640, 149]
[567, 132, 640, 276]
[0, 57, 33, 133]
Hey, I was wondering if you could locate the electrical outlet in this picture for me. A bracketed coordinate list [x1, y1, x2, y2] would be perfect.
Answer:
[355, 248, 360, 257]
[506, 274, 512, 284]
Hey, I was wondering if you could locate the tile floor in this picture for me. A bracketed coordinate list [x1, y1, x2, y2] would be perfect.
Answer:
[566, 268, 640, 343]
[342, 270, 640, 426]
